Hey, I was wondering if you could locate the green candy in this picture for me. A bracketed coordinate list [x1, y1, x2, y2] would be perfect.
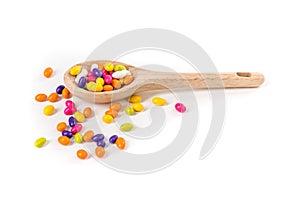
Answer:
[114, 64, 126, 71]
[74, 133, 83, 143]
[34, 137, 46, 148]
[124, 107, 135, 115]
[120, 123, 134, 132]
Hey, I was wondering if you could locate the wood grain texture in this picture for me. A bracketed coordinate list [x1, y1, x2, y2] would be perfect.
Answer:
[64, 60, 265, 103]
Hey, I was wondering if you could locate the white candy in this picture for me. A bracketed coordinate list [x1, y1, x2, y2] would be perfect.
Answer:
[75, 69, 88, 83]
[112, 70, 131, 79]
[90, 64, 98, 71]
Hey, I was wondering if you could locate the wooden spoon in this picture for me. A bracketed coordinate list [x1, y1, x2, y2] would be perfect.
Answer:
[64, 60, 265, 103]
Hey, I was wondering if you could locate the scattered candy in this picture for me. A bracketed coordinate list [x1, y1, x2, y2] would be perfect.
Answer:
[71, 124, 82, 134]
[102, 114, 114, 123]
[83, 107, 93, 118]
[132, 103, 144, 112]
[92, 134, 104, 142]
[62, 88, 71, 99]
[43, 105, 55, 116]
[62, 130, 73, 138]
[95, 146, 105, 158]
[105, 109, 118, 118]
[120, 123, 134, 132]
[128, 95, 142, 103]
[57, 122, 67, 132]
[175, 103, 186, 113]
[109, 103, 122, 112]
[109, 135, 118, 144]
[152, 97, 167, 106]
[77, 149, 88, 159]
[68, 116, 77, 127]
[74, 133, 83, 143]
[74, 111, 85, 123]
[35, 93, 47, 102]
[97, 140, 106, 148]
[48, 93, 59, 102]
[43, 67, 53, 78]
[34, 137, 46, 148]
[58, 136, 70, 145]
[116, 137, 126, 150]
[124, 107, 135, 115]
[83, 130, 94, 142]
[56, 85, 65, 94]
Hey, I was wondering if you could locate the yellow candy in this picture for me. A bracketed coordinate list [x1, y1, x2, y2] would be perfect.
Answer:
[132, 103, 144, 112]
[102, 114, 114, 123]
[95, 83, 103, 92]
[152, 97, 167, 106]
[34, 137, 46, 148]
[128, 95, 142, 103]
[43, 105, 55, 115]
[96, 77, 105, 86]
[114, 64, 126, 71]
[70, 65, 82, 76]
[86, 82, 97, 91]
[74, 133, 83, 143]
[74, 111, 85, 123]
[104, 62, 114, 71]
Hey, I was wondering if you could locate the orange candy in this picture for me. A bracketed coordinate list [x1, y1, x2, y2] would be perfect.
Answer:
[43, 67, 53, 78]
[35, 93, 47, 102]
[56, 122, 67, 132]
[112, 79, 121, 89]
[48, 93, 59, 102]
[77, 149, 88, 159]
[103, 85, 114, 91]
[62, 88, 71, 99]
[116, 137, 126, 150]
[58, 136, 70, 145]
[95, 146, 105, 158]
[109, 103, 122, 112]
[105, 109, 118, 118]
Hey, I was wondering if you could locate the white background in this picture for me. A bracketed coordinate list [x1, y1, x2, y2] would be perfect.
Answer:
[0, 0, 299, 199]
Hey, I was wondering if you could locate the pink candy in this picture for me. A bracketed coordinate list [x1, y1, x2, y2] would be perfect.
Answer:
[71, 124, 82, 134]
[64, 100, 77, 115]
[87, 72, 96, 82]
[104, 75, 112, 84]
[175, 103, 186, 113]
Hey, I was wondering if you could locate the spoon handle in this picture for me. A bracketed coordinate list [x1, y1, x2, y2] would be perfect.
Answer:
[136, 72, 265, 93]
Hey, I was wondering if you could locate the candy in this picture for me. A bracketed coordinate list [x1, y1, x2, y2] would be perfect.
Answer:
[83, 107, 93, 118]
[95, 83, 103, 92]
[112, 70, 131, 79]
[116, 137, 126, 150]
[92, 134, 104, 142]
[95, 146, 105, 158]
[104, 62, 114, 71]
[97, 140, 106, 148]
[105, 109, 118, 118]
[74, 111, 85, 123]
[120, 123, 134, 132]
[86, 82, 97, 91]
[68, 116, 76, 127]
[62, 88, 71, 99]
[104, 75, 112, 85]
[56, 122, 67, 132]
[75, 69, 88, 83]
[43, 67, 53, 78]
[83, 130, 94, 142]
[128, 95, 142, 103]
[64, 102, 77, 115]
[74, 133, 83, 143]
[112, 79, 121, 89]
[48, 93, 59, 102]
[102, 114, 114, 123]
[90, 63, 99, 71]
[71, 124, 82, 134]
[34, 137, 46, 148]
[96, 77, 105, 86]
[92, 68, 102, 78]
[175, 103, 186, 113]
[65, 100, 75, 107]
[114, 64, 126, 71]
[109, 103, 122, 111]
[43, 105, 55, 116]
[132, 103, 144, 112]
[78, 76, 87, 88]
[124, 107, 135, 115]
[152, 97, 167, 106]
[35, 93, 47, 102]
[87, 72, 96, 82]
[103, 85, 113, 91]
[124, 75, 133, 85]
[109, 135, 118, 144]
[77, 149, 88, 159]
[56, 85, 65, 94]
[62, 130, 73, 138]
[58, 136, 70, 145]
[70, 65, 81, 76]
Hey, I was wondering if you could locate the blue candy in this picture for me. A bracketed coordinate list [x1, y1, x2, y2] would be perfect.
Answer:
[78, 76, 87, 88]
[92, 68, 102, 78]
[97, 140, 106, 147]
[109, 135, 118, 144]
[62, 130, 73, 138]
[56, 85, 65, 94]
[68, 116, 77, 127]
[92, 134, 104, 142]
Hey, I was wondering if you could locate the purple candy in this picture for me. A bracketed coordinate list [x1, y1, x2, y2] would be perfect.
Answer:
[56, 85, 65, 94]
[68, 116, 76, 127]
[97, 140, 106, 147]
[109, 135, 118, 144]
[92, 68, 103, 78]
[62, 130, 73, 138]
[92, 134, 104, 142]
[78, 76, 86, 88]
